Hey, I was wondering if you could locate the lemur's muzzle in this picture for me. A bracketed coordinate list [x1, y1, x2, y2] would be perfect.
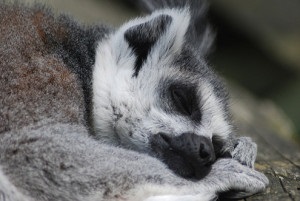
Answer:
[150, 132, 216, 180]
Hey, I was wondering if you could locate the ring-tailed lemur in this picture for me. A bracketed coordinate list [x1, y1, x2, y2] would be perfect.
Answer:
[0, 0, 268, 201]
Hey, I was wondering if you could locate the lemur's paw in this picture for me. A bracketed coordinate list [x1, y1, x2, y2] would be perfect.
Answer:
[210, 159, 269, 199]
[232, 137, 257, 168]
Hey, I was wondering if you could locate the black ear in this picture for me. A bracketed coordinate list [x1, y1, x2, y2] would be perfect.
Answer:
[124, 15, 172, 77]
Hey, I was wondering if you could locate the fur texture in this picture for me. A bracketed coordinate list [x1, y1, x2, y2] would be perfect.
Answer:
[0, 0, 268, 201]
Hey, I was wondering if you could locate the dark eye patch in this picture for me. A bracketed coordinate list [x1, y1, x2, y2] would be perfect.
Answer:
[169, 84, 201, 122]
[171, 87, 193, 116]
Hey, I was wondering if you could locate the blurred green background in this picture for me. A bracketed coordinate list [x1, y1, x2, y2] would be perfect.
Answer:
[20, 0, 300, 143]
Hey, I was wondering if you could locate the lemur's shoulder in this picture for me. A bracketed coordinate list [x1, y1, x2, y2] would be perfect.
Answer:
[0, 2, 110, 132]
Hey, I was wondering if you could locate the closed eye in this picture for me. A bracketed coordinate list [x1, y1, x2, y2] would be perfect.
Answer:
[171, 88, 193, 116]
[170, 84, 201, 122]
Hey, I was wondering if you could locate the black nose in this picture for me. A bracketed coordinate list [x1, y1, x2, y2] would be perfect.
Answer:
[150, 133, 216, 180]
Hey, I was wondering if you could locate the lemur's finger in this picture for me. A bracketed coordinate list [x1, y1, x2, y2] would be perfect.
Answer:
[232, 137, 257, 168]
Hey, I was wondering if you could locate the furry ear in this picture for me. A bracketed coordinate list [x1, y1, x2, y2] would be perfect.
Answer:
[124, 15, 172, 77]
[130, 0, 215, 57]
[106, 8, 191, 77]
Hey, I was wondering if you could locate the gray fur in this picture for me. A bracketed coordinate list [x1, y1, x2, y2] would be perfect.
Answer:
[0, 0, 268, 201]
[0, 123, 268, 201]
[130, 0, 215, 57]
[231, 137, 257, 168]
[0, 167, 32, 201]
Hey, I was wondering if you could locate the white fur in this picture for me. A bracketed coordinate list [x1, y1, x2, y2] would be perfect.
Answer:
[133, 184, 216, 201]
[143, 195, 215, 201]
[92, 8, 232, 152]
[87, 183, 216, 201]
[92, 8, 191, 147]
[198, 81, 232, 140]
[0, 168, 31, 201]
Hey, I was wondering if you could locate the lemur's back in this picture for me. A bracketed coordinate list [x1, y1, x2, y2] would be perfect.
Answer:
[0, 4, 107, 132]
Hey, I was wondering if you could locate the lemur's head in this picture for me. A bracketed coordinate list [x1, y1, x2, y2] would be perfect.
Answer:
[92, 8, 232, 179]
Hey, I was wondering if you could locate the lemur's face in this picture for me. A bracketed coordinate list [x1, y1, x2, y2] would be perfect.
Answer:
[93, 9, 231, 179]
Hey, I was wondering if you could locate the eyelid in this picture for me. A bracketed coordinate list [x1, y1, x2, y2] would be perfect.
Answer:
[169, 84, 202, 122]
[171, 88, 193, 116]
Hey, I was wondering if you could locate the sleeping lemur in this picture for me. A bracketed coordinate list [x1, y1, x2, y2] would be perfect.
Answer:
[0, 0, 268, 201]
